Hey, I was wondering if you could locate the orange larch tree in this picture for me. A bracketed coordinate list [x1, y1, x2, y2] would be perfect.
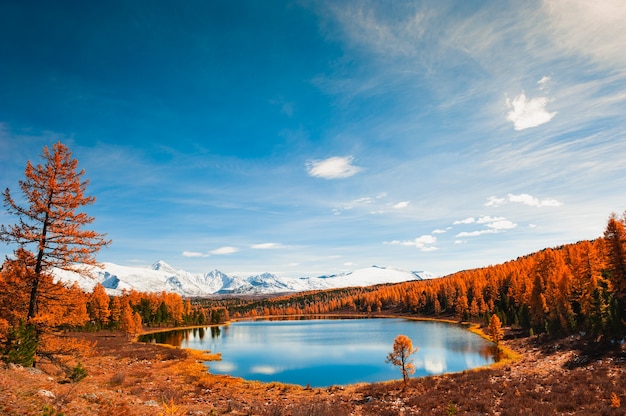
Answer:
[120, 302, 137, 336]
[488, 314, 504, 346]
[0, 249, 33, 328]
[88, 283, 111, 328]
[603, 213, 626, 335]
[0, 142, 110, 364]
[108, 296, 122, 329]
[386, 334, 418, 384]
[1, 142, 110, 320]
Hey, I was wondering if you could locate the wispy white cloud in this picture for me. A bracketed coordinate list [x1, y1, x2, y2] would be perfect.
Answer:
[488, 220, 517, 231]
[307, 156, 362, 179]
[485, 194, 562, 208]
[538, 76, 551, 89]
[484, 196, 507, 207]
[325, 2, 430, 58]
[456, 229, 495, 238]
[346, 196, 375, 208]
[385, 234, 437, 251]
[543, 0, 626, 70]
[476, 216, 506, 224]
[250, 243, 286, 250]
[333, 196, 373, 215]
[182, 251, 209, 258]
[508, 193, 562, 207]
[393, 201, 410, 209]
[210, 246, 239, 255]
[453, 217, 475, 225]
[333, 193, 408, 216]
[455, 217, 517, 238]
[506, 90, 557, 130]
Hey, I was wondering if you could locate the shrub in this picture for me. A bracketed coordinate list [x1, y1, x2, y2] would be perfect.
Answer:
[4, 321, 38, 367]
[42, 405, 64, 416]
[611, 392, 621, 408]
[69, 362, 88, 382]
[109, 372, 126, 386]
[159, 398, 185, 416]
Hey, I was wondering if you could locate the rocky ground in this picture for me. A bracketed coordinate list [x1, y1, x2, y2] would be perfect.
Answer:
[1, 326, 624, 415]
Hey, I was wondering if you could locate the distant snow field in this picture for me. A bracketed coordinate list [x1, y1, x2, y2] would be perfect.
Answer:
[54, 261, 435, 296]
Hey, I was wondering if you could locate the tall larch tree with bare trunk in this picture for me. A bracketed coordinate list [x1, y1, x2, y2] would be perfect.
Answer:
[0, 142, 110, 364]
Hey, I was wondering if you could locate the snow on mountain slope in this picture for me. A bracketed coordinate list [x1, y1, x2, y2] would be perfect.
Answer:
[53, 261, 431, 296]
[303, 265, 431, 289]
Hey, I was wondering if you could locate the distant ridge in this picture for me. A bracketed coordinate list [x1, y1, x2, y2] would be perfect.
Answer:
[53, 261, 434, 296]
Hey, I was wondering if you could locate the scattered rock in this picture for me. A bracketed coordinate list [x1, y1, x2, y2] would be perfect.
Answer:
[82, 393, 99, 401]
[25, 367, 43, 375]
[37, 389, 55, 399]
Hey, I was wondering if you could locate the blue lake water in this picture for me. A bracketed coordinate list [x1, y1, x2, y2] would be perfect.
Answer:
[139, 318, 495, 387]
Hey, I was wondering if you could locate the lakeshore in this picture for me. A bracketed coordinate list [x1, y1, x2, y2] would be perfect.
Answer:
[1, 319, 624, 415]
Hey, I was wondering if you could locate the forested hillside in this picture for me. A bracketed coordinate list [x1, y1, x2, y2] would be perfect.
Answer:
[208, 213, 626, 339]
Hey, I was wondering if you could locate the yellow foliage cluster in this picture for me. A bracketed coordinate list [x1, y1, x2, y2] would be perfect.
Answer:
[611, 392, 621, 408]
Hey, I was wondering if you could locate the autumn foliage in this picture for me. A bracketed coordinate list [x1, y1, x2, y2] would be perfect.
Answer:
[1, 142, 110, 320]
[0, 142, 108, 366]
[209, 213, 626, 340]
[488, 314, 504, 346]
[386, 334, 418, 384]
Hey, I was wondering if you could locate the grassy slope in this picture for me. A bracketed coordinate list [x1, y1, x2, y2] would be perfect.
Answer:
[0, 323, 624, 415]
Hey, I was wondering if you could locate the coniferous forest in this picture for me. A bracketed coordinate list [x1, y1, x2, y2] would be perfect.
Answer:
[196, 219, 626, 340]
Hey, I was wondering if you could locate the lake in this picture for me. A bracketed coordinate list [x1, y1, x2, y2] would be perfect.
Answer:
[139, 317, 496, 387]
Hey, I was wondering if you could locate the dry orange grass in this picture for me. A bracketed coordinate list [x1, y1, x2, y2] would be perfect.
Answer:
[1, 328, 624, 415]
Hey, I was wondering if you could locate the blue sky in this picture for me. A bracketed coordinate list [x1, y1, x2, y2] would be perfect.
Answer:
[2, 0, 626, 278]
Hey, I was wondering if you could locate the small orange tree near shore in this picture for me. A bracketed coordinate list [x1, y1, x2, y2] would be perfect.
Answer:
[489, 314, 504, 346]
[386, 334, 418, 384]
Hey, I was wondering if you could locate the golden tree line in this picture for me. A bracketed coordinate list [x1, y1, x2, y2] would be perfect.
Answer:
[221, 215, 626, 338]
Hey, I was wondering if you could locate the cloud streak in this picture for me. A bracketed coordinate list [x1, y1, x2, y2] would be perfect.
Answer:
[250, 243, 287, 250]
[385, 234, 438, 252]
[182, 251, 209, 258]
[485, 194, 563, 208]
[456, 219, 517, 238]
[393, 201, 410, 209]
[543, 0, 626, 69]
[210, 246, 239, 255]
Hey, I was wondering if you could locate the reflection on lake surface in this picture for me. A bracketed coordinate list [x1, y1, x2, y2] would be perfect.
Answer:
[139, 318, 495, 387]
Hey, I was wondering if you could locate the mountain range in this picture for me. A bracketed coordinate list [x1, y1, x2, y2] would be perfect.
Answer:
[54, 260, 434, 296]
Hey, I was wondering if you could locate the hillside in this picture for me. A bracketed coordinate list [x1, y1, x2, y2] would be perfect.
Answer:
[1, 324, 623, 415]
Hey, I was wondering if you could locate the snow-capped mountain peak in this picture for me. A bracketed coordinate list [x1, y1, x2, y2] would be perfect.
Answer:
[53, 261, 433, 296]
[151, 260, 178, 273]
